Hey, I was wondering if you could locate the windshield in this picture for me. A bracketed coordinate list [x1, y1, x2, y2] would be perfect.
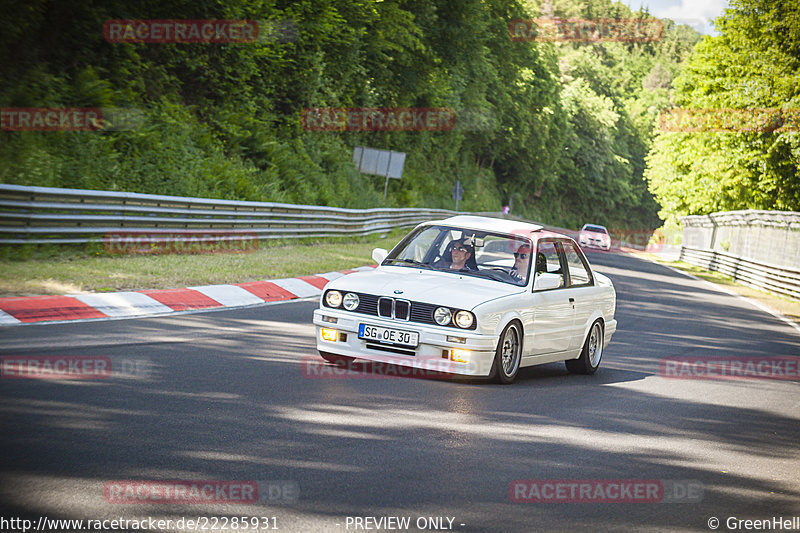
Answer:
[384, 225, 533, 286]
[583, 225, 607, 234]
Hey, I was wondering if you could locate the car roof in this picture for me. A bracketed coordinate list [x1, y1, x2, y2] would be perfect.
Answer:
[425, 215, 552, 240]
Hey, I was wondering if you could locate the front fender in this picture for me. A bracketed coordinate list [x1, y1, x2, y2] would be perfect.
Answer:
[494, 311, 524, 339]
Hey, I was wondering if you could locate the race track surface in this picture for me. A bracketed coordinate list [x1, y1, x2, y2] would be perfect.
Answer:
[1, 252, 798, 532]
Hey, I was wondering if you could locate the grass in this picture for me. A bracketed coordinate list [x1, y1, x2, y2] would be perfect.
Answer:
[0, 228, 409, 296]
[6, 233, 799, 332]
[635, 252, 800, 328]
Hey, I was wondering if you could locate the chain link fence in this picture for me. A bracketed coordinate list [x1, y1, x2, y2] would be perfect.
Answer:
[681, 210, 800, 300]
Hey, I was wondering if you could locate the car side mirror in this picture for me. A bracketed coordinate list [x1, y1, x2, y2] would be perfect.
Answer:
[534, 272, 562, 291]
[372, 248, 388, 264]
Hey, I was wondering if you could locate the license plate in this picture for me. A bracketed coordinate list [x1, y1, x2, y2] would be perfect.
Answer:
[358, 324, 419, 347]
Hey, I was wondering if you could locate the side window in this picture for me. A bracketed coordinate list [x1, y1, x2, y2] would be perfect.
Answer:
[561, 241, 593, 286]
[532, 241, 564, 290]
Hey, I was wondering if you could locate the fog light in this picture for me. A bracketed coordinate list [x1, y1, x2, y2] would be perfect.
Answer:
[449, 349, 470, 363]
[321, 328, 338, 342]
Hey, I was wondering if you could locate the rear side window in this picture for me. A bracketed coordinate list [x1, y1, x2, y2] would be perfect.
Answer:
[561, 241, 593, 286]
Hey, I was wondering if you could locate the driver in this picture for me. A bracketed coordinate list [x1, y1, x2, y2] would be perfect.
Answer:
[510, 243, 531, 282]
[434, 237, 479, 272]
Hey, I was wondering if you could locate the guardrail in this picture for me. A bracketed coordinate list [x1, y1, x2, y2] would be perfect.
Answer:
[680, 209, 800, 301]
[681, 210, 800, 269]
[0, 184, 457, 244]
[679, 246, 800, 300]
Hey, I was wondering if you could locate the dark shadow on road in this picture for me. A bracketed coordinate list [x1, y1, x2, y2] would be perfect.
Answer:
[1, 252, 799, 532]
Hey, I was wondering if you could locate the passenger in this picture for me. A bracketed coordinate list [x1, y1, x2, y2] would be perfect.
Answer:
[434, 238, 479, 272]
[534, 252, 547, 274]
[510, 244, 532, 282]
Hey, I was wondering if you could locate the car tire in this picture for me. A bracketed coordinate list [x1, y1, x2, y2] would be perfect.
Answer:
[319, 351, 355, 366]
[492, 321, 522, 384]
[566, 320, 603, 375]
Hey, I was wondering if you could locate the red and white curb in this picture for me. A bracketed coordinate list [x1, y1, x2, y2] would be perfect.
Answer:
[0, 266, 375, 326]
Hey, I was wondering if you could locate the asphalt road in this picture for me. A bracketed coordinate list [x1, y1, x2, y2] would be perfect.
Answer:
[1, 252, 798, 533]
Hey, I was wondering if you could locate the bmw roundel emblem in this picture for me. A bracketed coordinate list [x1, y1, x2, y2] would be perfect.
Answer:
[393, 290, 403, 294]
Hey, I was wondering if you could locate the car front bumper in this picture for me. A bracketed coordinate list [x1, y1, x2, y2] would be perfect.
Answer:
[579, 237, 610, 250]
[312, 308, 499, 377]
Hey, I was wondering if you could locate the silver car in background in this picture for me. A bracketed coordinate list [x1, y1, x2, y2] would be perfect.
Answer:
[579, 224, 611, 250]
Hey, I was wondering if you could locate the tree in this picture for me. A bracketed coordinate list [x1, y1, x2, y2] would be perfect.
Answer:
[646, 0, 800, 222]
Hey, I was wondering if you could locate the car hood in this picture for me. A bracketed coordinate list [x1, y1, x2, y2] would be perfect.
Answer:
[326, 266, 524, 309]
[581, 231, 607, 238]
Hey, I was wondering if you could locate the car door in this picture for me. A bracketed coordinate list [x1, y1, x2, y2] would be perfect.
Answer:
[557, 239, 597, 350]
[526, 239, 575, 357]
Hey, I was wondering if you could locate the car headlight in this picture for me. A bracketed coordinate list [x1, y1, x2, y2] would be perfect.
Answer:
[434, 307, 452, 326]
[454, 310, 475, 329]
[325, 290, 342, 308]
[343, 292, 359, 311]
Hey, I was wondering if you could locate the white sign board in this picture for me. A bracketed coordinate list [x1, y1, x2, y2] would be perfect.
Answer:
[353, 147, 405, 179]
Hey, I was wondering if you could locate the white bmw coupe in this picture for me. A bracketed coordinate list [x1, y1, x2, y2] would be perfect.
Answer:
[313, 215, 617, 383]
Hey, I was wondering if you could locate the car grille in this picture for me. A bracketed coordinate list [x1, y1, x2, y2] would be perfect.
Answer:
[375, 296, 410, 321]
[395, 299, 410, 321]
[410, 302, 437, 323]
[378, 297, 393, 318]
[323, 290, 476, 330]
[355, 293, 379, 315]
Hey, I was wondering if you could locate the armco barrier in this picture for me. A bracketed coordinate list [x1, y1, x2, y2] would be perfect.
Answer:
[679, 247, 800, 300]
[0, 184, 456, 244]
[0, 183, 672, 257]
[680, 210, 800, 300]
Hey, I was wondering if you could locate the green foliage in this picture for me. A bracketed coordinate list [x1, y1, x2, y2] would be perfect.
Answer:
[646, 0, 800, 223]
[0, 0, 704, 231]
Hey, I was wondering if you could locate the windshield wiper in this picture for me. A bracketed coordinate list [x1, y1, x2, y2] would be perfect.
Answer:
[460, 268, 523, 285]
